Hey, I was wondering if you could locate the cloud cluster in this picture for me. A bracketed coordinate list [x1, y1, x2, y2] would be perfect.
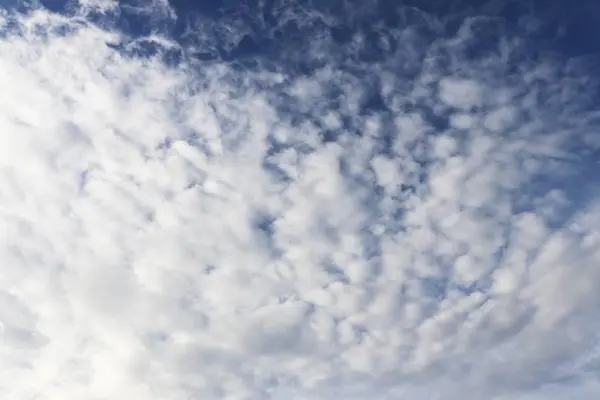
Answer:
[1, 1, 600, 399]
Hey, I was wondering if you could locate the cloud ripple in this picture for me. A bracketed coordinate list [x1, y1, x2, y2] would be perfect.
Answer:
[1, 1, 600, 399]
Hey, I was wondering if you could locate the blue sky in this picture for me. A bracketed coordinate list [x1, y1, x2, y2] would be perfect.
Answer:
[0, 1, 599, 399]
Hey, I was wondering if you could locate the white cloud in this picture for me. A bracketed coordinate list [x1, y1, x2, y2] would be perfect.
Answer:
[1, 1, 600, 399]
[438, 78, 483, 110]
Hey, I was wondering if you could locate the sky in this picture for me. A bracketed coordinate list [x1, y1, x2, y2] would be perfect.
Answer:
[0, 0, 600, 399]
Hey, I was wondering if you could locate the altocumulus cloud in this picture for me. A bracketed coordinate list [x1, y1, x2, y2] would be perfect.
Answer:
[1, 0, 600, 399]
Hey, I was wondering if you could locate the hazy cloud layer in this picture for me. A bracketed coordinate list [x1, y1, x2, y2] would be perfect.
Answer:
[1, 1, 600, 399]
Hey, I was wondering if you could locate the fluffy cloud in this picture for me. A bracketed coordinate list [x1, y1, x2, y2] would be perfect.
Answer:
[0, 1, 599, 399]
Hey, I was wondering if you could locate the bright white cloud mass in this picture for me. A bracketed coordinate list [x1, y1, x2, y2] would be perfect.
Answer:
[1, 0, 600, 399]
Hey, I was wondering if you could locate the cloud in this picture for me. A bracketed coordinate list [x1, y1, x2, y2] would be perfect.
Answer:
[1, 0, 600, 399]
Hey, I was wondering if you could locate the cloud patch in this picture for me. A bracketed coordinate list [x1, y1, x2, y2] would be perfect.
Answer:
[1, 1, 600, 399]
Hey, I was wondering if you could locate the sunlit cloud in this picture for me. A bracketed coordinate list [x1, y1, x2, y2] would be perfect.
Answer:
[1, 1, 599, 399]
